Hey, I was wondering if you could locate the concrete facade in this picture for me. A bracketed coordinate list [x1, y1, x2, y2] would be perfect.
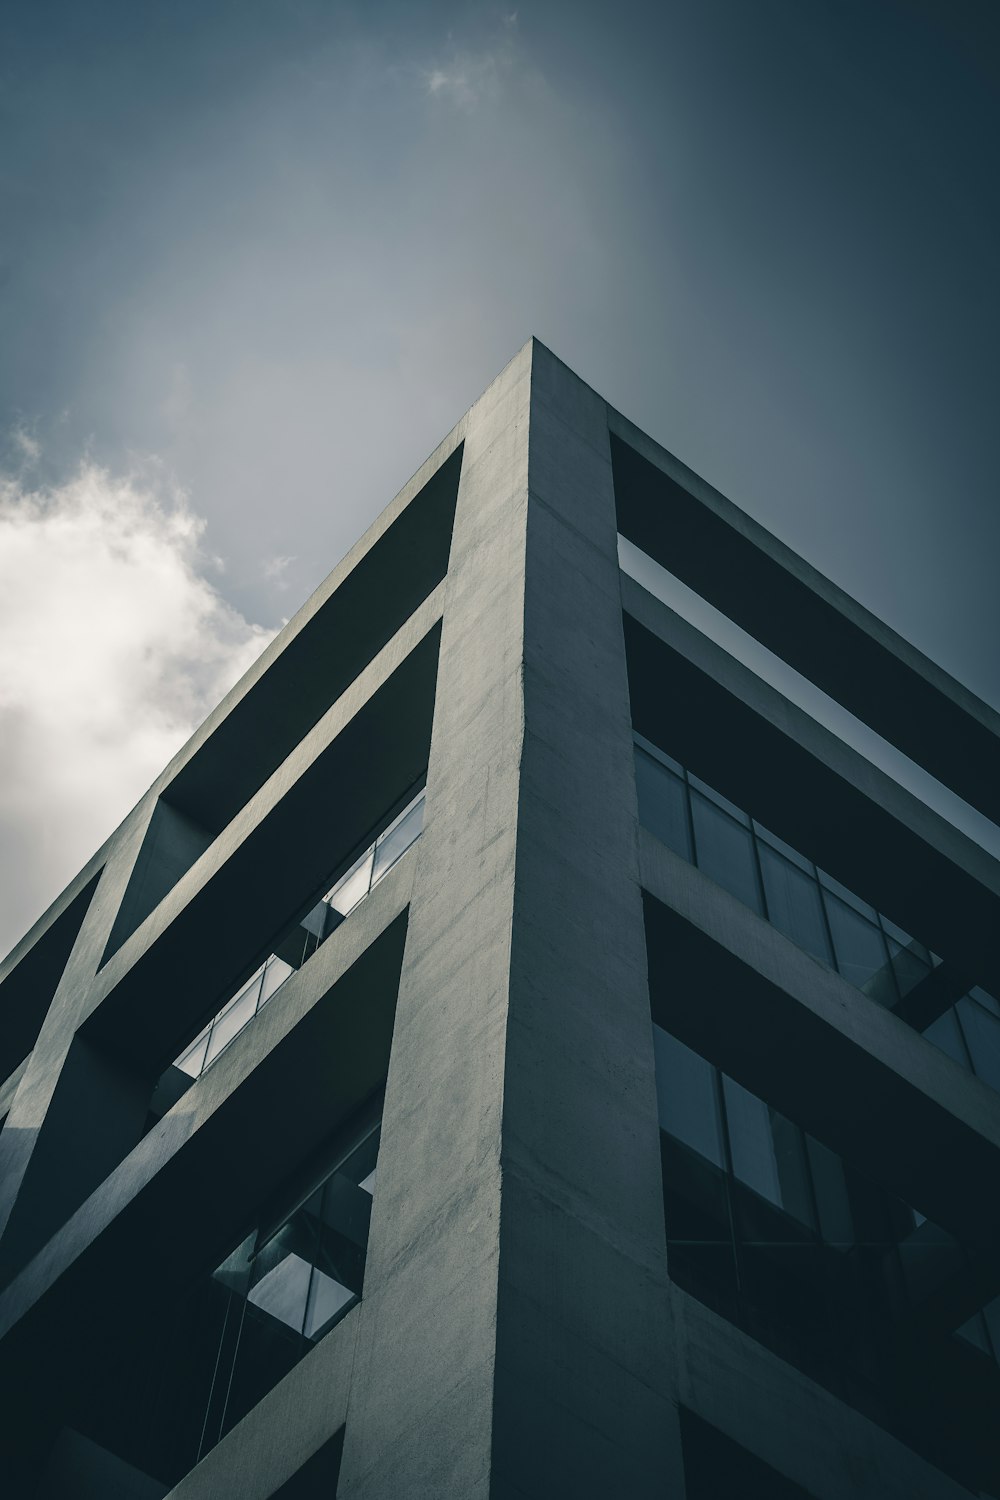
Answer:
[0, 340, 997, 1498]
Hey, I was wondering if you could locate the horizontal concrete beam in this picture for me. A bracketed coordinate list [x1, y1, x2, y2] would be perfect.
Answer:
[164, 1308, 358, 1500]
[640, 828, 1000, 1246]
[673, 1287, 973, 1500]
[0, 1057, 27, 1125]
[611, 411, 1000, 825]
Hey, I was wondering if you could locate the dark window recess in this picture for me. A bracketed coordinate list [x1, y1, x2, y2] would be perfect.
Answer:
[680, 1409, 817, 1500]
[75, 1107, 379, 1490]
[654, 1023, 1000, 1492]
[270, 1429, 345, 1498]
[635, 733, 1000, 1094]
[0, 867, 102, 1083]
[147, 783, 424, 1126]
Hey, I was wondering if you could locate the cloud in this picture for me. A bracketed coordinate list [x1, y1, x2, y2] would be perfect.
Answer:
[263, 552, 296, 585]
[422, 13, 519, 109]
[0, 455, 274, 957]
[5, 424, 41, 468]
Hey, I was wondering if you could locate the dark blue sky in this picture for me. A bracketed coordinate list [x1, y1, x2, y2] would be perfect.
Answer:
[1, 0, 998, 948]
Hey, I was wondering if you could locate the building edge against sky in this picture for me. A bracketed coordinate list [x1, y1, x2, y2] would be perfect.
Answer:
[0, 338, 998, 1498]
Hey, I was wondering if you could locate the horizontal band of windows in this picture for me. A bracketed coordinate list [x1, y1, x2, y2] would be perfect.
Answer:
[635, 732, 1000, 1098]
[654, 1020, 1000, 1491]
[160, 785, 424, 1102]
[623, 603, 1000, 1008]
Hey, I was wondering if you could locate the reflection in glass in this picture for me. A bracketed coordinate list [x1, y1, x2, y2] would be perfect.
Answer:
[162, 786, 425, 1094]
[204, 980, 262, 1067]
[652, 1026, 724, 1168]
[956, 996, 1000, 1092]
[372, 796, 425, 885]
[758, 844, 832, 966]
[635, 749, 691, 860]
[175, 1025, 211, 1080]
[327, 849, 374, 917]
[634, 733, 1000, 1105]
[259, 955, 294, 1007]
[824, 897, 889, 991]
[922, 1007, 970, 1069]
[198, 1120, 380, 1457]
[690, 793, 763, 914]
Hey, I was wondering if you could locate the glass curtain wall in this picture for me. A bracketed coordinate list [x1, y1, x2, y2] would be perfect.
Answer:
[635, 734, 1000, 1091]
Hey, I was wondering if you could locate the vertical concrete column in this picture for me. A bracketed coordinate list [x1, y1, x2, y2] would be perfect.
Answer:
[338, 340, 682, 1497]
[0, 800, 155, 1282]
[489, 343, 682, 1496]
[337, 344, 532, 1498]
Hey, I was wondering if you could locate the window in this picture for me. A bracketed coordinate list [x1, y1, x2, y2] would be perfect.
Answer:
[634, 734, 1000, 1096]
[131, 1110, 381, 1485]
[149, 785, 425, 1118]
[653, 1020, 997, 1489]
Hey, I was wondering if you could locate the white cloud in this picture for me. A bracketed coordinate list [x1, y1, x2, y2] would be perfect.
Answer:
[0, 456, 274, 957]
[9, 424, 41, 467]
[263, 552, 296, 584]
[422, 13, 519, 109]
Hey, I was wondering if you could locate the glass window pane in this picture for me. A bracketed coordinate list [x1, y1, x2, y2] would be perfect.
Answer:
[371, 796, 424, 885]
[886, 937, 932, 1002]
[722, 1077, 781, 1207]
[634, 750, 691, 860]
[724, 1077, 814, 1230]
[259, 955, 294, 1007]
[204, 980, 260, 1066]
[752, 821, 813, 874]
[758, 844, 833, 965]
[957, 997, 1000, 1092]
[688, 773, 750, 825]
[652, 1025, 724, 1167]
[805, 1135, 852, 1248]
[326, 848, 374, 916]
[823, 895, 890, 991]
[247, 1251, 312, 1335]
[817, 870, 877, 920]
[304, 1270, 355, 1340]
[633, 732, 685, 777]
[879, 915, 931, 964]
[769, 1112, 815, 1230]
[690, 792, 763, 914]
[922, 1007, 971, 1070]
[175, 1024, 212, 1079]
[969, 985, 1000, 1018]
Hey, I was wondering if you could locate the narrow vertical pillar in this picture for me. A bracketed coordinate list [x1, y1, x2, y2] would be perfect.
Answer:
[0, 801, 155, 1282]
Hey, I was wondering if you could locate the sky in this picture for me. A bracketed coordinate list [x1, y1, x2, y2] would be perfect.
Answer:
[1, 0, 998, 956]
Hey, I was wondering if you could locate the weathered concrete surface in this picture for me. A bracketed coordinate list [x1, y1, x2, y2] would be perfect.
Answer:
[164, 1306, 358, 1500]
[335, 340, 531, 1499]
[491, 343, 682, 1498]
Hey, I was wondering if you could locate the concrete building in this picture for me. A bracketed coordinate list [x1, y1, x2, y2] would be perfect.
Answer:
[0, 339, 998, 1499]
